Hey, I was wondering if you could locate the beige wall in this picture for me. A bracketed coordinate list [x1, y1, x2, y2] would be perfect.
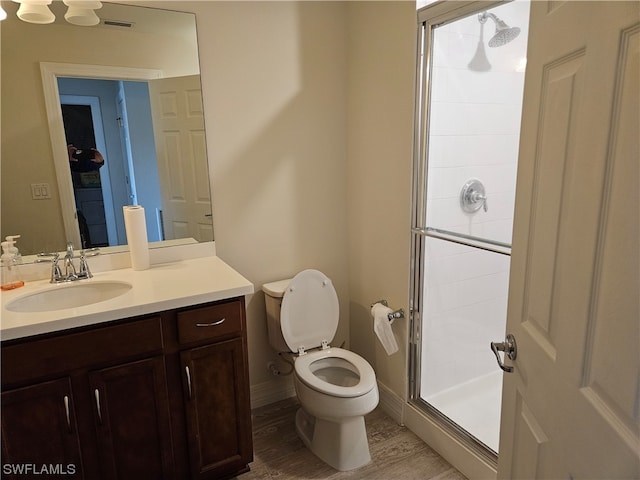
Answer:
[156, 1, 416, 395]
[151, 1, 351, 390]
[187, 0, 415, 397]
[346, 2, 416, 397]
[1, 0, 416, 400]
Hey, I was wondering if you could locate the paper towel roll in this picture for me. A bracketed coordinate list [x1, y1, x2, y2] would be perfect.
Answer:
[371, 303, 399, 355]
[123, 205, 150, 270]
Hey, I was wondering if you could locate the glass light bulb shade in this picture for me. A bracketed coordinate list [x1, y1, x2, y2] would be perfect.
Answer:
[15, 3, 55, 24]
[64, 7, 99, 26]
[63, 0, 102, 9]
[11, 0, 52, 4]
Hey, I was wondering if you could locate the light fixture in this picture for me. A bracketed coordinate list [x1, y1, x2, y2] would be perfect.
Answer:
[0, 5, 7, 21]
[63, 0, 102, 26]
[12, 0, 55, 24]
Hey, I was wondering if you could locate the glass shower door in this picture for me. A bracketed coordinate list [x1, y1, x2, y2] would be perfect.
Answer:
[419, 238, 510, 453]
[410, 0, 530, 458]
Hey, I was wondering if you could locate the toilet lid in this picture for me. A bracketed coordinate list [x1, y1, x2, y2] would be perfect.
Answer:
[280, 269, 339, 353]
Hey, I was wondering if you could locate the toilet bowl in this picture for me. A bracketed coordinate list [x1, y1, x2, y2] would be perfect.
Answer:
[262, 270, 379, 471]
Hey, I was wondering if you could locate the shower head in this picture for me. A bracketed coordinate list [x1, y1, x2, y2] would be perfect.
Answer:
[478, 11, 521, 48]
[468, 22, 491, 71]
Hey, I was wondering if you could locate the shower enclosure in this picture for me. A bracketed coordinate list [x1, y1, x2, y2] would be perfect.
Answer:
[410, 0, 530, 460]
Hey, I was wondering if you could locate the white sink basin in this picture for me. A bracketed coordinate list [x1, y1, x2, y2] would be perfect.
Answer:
[6, 281, 133, 313]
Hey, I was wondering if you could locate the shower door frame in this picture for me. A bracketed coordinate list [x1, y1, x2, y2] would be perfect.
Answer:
[408, 0, 513, 467]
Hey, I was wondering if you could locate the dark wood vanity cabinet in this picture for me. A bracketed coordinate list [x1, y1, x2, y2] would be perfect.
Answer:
[89, 356, 176, 479]
[1, 377, 84, 476]
[1, 297, 253, 480]
[176, 301, 253, 480]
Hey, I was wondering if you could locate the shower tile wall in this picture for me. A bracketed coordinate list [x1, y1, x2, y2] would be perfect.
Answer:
[422, 239, 510, 395]
[421, 1, 530, 398]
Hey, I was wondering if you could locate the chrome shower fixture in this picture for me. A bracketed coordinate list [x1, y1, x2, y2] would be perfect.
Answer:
[468, 21, 491, 71]
[460, 179, 488, 213]
[478, 11, 521, 48]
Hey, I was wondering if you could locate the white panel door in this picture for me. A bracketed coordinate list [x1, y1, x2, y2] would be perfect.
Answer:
[148, 75, 213, 242]
[498, 2, 639, 478]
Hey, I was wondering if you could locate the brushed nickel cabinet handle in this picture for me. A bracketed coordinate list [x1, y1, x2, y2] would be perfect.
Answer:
[63, 395, 71, 432]
[185, 366, 192, 400]
[196, 318, 225, 327]
[94, 389, 102, 424]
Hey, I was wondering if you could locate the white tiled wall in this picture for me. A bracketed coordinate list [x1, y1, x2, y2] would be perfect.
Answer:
[420, 1, 530, 398]
[421, 238, 510, 395]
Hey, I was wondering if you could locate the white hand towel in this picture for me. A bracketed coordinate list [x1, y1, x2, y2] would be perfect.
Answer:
[371, 303, 399, 355]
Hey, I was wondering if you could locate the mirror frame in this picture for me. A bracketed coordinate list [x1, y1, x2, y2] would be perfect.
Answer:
[41, 62, 163, 249]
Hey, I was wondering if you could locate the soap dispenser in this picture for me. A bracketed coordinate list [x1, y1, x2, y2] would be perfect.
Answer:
[5, 235, 22, 264]
[1, 240, 24, 291]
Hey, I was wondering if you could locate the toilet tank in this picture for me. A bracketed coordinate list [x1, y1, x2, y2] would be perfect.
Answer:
[262, 278, 292, 352]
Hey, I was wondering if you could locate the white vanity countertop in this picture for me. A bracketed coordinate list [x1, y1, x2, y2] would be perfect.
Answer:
[0, 256, 254, 341]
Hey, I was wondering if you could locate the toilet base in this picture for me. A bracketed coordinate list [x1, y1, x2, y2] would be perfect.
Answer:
[295, 407, 372, 471]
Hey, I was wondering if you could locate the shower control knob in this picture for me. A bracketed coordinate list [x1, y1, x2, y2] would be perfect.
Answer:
[477, 193, 487, 212]
[470, 191, 488, 212]
[460, 178, 488, 213]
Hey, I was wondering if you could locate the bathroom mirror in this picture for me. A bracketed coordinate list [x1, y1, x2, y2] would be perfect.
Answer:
[0, 1, 213, 258]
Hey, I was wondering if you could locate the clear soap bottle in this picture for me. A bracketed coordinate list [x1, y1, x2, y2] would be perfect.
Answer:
[1, 240, 24, 291]
[5, 235, 22, 264]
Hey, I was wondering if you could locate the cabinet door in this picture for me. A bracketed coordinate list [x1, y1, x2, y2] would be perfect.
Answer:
[181, 338, 252, 479]
[89, 357, 174, 479]
[1, 377, 83, 478]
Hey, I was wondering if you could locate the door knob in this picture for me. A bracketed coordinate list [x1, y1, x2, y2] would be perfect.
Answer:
[491, 333, 517, 373]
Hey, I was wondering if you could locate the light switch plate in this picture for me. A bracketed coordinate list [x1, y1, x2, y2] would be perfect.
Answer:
[31, 183, 52, 200]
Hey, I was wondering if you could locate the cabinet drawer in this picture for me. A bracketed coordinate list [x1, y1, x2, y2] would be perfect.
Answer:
[177, 300, 243, 344]
[2, 316, 163, 386]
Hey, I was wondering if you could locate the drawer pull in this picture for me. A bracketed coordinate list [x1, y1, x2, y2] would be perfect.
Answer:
[94, 389, 102, 424]
[63, 395, 71, 432]
[196, 318, 226, 328]
[185, 366, 193, 400]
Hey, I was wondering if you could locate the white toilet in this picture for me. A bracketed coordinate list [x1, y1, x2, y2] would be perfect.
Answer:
[262, 269, 379, 471]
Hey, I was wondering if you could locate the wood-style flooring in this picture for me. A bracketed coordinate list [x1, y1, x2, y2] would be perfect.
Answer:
[237, 397, 467, 480]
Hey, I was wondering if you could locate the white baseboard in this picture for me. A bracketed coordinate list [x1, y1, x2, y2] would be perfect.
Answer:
[377, 380, 405, 425]
[250, 376, 296, 409]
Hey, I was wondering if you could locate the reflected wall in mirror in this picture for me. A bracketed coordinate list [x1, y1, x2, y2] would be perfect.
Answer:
[1, 1, 213, 258]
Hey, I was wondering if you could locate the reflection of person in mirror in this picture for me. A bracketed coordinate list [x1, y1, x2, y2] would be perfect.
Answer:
[68, 144, 105, 173]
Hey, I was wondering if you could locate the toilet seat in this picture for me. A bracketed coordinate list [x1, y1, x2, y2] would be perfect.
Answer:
[280, 269, 339, 353]
[295, 348, 377, 398]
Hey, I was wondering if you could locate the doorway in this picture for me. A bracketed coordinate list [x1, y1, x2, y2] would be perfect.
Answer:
[410, 0, 530, 460]
[57, 76, 164, 247]
[60, 99, 114, 249]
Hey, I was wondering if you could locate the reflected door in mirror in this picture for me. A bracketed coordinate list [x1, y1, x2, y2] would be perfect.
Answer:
[149, 75, 213, 242]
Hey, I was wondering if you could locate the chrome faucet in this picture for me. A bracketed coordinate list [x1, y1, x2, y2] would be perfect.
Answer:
[37, 243, 99, 283]
[36, 252, 62, 283]
[64, 242, 78, 280]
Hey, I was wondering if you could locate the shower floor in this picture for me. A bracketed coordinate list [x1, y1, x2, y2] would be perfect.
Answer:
[422, 370, 503, 453]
